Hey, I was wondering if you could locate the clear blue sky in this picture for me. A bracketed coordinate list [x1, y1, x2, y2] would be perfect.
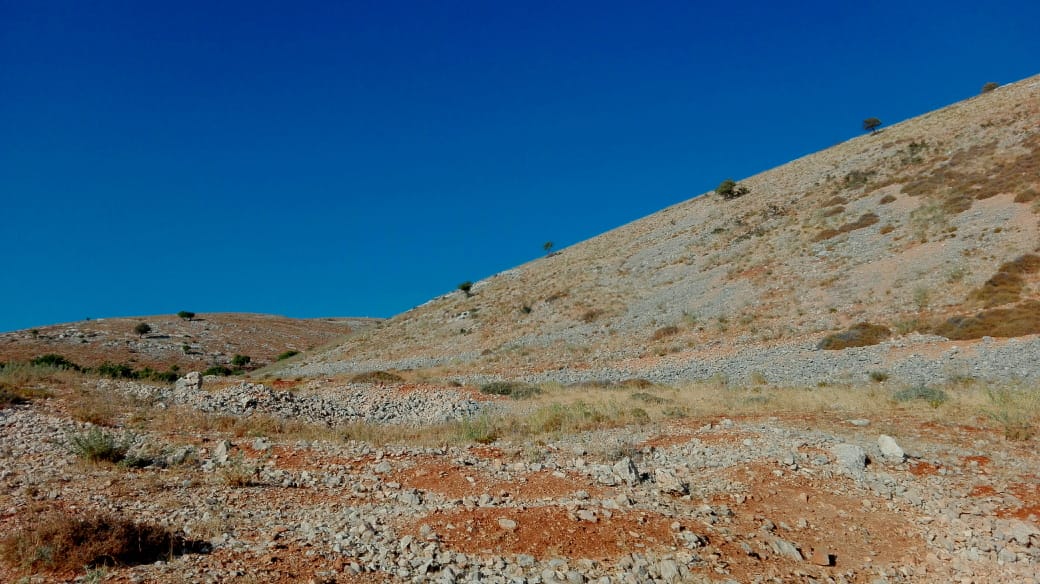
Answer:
[2, 1, 1038, 332]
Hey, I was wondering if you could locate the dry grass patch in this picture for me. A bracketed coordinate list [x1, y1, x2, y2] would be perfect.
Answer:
[969, 254, 1040, 308]
[817, 322, 892, 350]
[932, 301, 1040, 340]
[349, 370, 405, 384]
[0, 507, 204, 575]
[812, 213, 880, 242]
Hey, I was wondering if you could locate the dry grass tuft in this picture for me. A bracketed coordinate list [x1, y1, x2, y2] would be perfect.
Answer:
[932, 301, 1040, 340]
[817, 322, 892, 350]
[651, 326, 680, 341]
[813, 213, 880, 242]
[349, 370, 404, 384]
[969, 254, 1040, 308]
[0, 507, 203, 575]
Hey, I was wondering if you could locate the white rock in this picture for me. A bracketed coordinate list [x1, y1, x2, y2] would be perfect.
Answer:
[878, 435, 905, 461]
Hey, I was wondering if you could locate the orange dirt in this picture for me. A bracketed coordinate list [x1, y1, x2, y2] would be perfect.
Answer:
[411, 506, 694, 560]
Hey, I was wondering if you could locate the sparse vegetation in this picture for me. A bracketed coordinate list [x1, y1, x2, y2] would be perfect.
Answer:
[0, 382, 29, 409]
[134, 322, 152, 337]
[893, 385, 948, 407]
[231, 354, 251, 368]
[0, 507, 196, 574]
[480, 381, 541, 399]
[981, 81, 999, 93]
[68, 427, 130, 464]
[276, 350, 300, 361]
[862, 117, 882, 134]
[715, 178, 749, 200]
[969, 254, 1040, 308]
[812, 212, 879, 242]
[350, 370, 405, 384]
[202, 365, 233, 377]
[30, 354, 81, 371]
[458, 281, 473, 297]
[651, 325, 680, 341]
[817, 322, 892, 350]
[177, 310, 195, 321]
[933, 301, 1040, 340]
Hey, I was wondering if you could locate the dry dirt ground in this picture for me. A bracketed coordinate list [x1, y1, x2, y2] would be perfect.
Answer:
[0, 370, 1037, 583]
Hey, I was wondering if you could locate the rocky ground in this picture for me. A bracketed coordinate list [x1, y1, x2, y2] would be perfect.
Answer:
[0, 370, 1036, 583]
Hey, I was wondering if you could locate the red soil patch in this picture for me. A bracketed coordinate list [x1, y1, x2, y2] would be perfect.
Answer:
[395, 463, 604, 501]
[714, 463, 925, 581]
[963, 455, 991, 467]
[237, 445, 357, 471]
[908, 461, 942, 476]
[469, 446, 506, 460]
[970, 485, 998, 497]
[999, 482, 1040, 520]
[412, 506, 694, 560]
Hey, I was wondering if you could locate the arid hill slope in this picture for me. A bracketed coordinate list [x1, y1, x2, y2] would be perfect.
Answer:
[0, 313, 378, 372]
[292, 74, 1040, 381]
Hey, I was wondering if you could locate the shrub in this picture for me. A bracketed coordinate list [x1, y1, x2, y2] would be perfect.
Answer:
[480, 381, 541, 399]
[715, 179, 749, 200]
[96, 362, 136, 379]
[133, 323, 151, 337]
[812, 212, 880, 242]
[350, 370, 404, 384]
[981, 81, 999, 93]
[651, 326, 680, 341]
[933, 301, 1040, 340]
[230, 354, 251, 368]
[29, 354, 80, 371]
[868, 371, 890, 382]
[817, 322, 892, 350]
[176, 310, 195, 321]
[0, 383, 28, 409]
[275, 350, 300, 361]
[68, 427, 129, 464]
[879, 194, 896, 204]
[458, 281, 473, 297]
[969, 255, 1040, 308]
[202, 365, 233, 377]
[0, 508, 199, 573]
[460, 415, 498, 444]
[630, 392, 668, 404]
[893, 385, 948, 407]
[862, 117, 882, 134]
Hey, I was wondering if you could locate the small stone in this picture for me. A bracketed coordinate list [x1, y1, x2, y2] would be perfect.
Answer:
[848, 419, 870, 427]
[374, 460, 393, 474]
[831, 443, 867, 475]
[576, 509, 598, 522]
[613, 457, 640, 486]
[769, 537, 804, 561]
[810, 549, 834, 566]
[213, 440, 232, 464]
[498, 517, 518, 531]
[654, 468, 689, 495]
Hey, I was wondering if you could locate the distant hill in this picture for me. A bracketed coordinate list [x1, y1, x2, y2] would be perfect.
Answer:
[285, 73, 1040, 385]
[0, 313, 379, 372]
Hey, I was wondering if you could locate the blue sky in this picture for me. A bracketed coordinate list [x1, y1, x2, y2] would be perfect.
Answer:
[2, 1, 1038, 332]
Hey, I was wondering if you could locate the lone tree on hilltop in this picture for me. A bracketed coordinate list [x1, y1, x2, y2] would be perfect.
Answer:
[134, 322, 152, 337]
[862, 117, 882, 135]
[981, 81, 999, 93]
[543, 241, 554, 255]
[177, 310, 195, 321]
[458, 281, 473, 297]
[715, 178, 749, 200]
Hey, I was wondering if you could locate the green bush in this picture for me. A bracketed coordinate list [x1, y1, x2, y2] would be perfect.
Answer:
[96, 362, 137, 379]
[480, 381, 541, 399]
[893, 385, 948, 407]
[981, 81, 999, 93]
[176, 310, 195, 321]
[349, 370, 404, 384]
[862, 117, 882, 134]
[817, 322, 891, 350]
[202, 366, 233, 377]
[0, 383, 28, 409]
[134, 323, 152, 337]
[458, 281, 473, 297]
[230, 354, 251, 368]
[30, 354, 81, 371]
[68, 427, 129, 464]
[715, 179, 749, 200]
[275, 350, 300, 361]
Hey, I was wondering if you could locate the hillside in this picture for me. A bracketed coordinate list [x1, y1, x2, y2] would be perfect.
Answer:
[0, 313, 379, 372]
[285, 74, 1040, 386]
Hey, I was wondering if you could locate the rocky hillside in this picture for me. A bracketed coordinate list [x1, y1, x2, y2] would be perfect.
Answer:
[285, 74, 1040, 386]
[0, 313, 379, 373]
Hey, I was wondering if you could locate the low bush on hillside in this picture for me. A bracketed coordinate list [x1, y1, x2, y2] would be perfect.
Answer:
[350, 370, 405, 384]
[817, 322, 892, 350]
[715, 179, 749, 200]
[68, 427, 130, 464]
[231, 354, 251, 368]
[812, 212, 880, 242]
[879, 194, 896, 204]
[933, 301, 1040, 340]
[0, 382, 28, 409]
[202, 365, 233, 377]
[969, 254, 1040, 308]
[276, 350, 300, 361]
[651, 325, 680, 341]
[0, 507, 200, 574]
[96, 362, 136, 379]
[893, 385, 948, 407]
[29, 354, 81, 371]
[480, 381, 541, 399]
